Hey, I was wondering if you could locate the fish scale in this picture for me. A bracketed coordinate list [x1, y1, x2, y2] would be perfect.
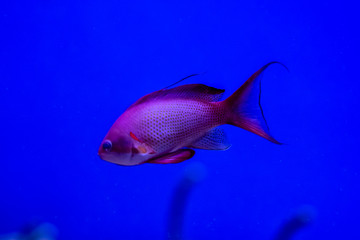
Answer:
[132, 99, 225, 154]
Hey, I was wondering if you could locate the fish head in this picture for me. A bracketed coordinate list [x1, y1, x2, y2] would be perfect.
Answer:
[98, 130, 151, 166]
[98, 132, 133, 165]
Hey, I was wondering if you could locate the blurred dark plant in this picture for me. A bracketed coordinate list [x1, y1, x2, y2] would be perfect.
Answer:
[273, 205, 315, 240]
[0, 221, 58, 240]
[166, 162, 206, 240]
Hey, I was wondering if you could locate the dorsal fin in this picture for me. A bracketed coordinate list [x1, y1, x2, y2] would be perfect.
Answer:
[164, 74, 200, 89]
[128, 84, 225, 109]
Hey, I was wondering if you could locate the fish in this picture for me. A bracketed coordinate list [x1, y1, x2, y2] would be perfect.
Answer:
[98, 62, 285, 166]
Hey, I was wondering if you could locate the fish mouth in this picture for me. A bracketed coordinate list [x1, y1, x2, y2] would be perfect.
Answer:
[98, 149, 111, 161]
[98, 152, 106, 161]
[97, 148, 104, 157]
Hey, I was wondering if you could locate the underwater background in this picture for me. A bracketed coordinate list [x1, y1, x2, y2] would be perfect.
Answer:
[1, 1, 359, 239]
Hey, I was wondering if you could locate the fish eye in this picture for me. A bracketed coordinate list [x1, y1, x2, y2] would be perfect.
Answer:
[102, 140, 112, 152]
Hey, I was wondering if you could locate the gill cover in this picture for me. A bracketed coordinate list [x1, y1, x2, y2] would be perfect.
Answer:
[130, 132, 156, 155]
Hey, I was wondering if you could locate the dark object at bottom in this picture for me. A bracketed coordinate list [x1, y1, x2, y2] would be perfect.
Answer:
[273, 208, 314, 240]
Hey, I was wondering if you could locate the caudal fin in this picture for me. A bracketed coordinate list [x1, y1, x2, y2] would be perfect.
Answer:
[224, 62, 287, 144]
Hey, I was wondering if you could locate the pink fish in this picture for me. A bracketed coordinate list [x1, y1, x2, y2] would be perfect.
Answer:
[98, 62, 284, 166]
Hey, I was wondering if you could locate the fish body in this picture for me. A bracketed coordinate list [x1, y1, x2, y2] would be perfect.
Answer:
[120, 98, 224, 154]
[98, 62, 284, 166]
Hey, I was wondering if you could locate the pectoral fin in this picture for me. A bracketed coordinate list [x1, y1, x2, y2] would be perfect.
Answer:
[189, 127, 231, 150]
[147, 149, 195, 164]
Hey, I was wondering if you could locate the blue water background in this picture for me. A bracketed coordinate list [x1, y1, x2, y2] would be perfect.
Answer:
[1, 1, 359, 239]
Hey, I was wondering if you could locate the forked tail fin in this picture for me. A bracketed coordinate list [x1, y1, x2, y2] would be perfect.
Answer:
[224, 62, 287, 144]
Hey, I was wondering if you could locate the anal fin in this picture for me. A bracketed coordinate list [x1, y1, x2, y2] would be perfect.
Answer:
[147, 149, 195, 164]
[189, 127, 231, 150]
